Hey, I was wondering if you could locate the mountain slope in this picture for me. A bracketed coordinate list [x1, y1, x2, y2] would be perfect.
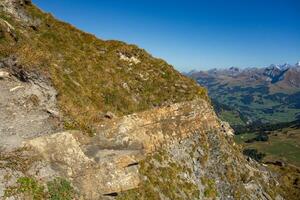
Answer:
[0, 1, 289, 200]
[0, 0, 207, 132]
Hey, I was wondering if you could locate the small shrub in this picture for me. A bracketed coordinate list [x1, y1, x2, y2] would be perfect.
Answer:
[47, 178, 75, 200]
[243, 149, 266, 162]
[5, 177, 46, 200]
[201, 177, 218, 198]
[4, 177, 75, 200]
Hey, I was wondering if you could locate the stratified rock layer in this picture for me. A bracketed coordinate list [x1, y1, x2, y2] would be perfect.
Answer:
[23, 99, 219, 199]
[1, 99, 283, 199]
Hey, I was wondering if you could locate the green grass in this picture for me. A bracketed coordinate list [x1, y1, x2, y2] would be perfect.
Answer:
[207, 83, 300, 126]
[47, 178, 75, 200]
[262, 108, 300, 123]
[201, 177, 218, 198]
[234, 126, 300, 200]
[235, 127, 300, 167]
[218, 103, 299, 126]
[4, 177, 46, 200]
[4, 177, 75, 200]
[264, 142, 300, 165]
[234, 132, 256, 144]
[219, 110, 245, 126]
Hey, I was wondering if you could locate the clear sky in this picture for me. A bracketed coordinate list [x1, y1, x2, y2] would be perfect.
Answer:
[32, 0, 300, 71]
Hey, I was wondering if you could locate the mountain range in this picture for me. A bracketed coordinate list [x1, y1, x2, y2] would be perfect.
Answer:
[187, 62, 300, 127]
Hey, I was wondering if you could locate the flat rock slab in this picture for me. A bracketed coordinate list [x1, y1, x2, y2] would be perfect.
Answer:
[24, 131, 141, 199]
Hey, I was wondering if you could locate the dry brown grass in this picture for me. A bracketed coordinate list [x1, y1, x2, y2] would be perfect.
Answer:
[0, 3, 208, 132]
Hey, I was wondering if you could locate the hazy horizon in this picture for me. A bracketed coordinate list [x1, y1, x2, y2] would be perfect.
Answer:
[184, 61, 300, 73]
[33, 0, 300, 71]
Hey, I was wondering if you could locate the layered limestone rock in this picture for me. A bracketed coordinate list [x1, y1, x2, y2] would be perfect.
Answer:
[19, 99, 220, 199]
[1, 98, 283, 199]
[24, 131, 141, 199]
[90, 99, 220, 153]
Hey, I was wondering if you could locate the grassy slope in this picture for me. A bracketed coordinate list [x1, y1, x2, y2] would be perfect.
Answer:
[0, 3, 207, 131]
[235, 126, 300, 167]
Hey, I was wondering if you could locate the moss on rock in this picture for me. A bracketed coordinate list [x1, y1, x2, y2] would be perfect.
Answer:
[117, 150, 200, 200]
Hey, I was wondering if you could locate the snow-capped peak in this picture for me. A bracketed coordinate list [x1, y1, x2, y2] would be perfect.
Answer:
[267, 64, 279, 72]
[280, 63, 290, 70]
[268, 63, 291, 71]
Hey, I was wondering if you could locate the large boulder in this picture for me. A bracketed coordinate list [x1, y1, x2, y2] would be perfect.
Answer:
[24, 131, 141, 199]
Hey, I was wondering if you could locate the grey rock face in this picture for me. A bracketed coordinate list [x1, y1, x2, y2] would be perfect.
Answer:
[127, 125, 282, 200]
[0, 58, 62, 152]
[0, 0, 31, 22]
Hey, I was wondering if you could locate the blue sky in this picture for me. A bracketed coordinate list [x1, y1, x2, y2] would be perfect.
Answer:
[32, 0, 300, 71]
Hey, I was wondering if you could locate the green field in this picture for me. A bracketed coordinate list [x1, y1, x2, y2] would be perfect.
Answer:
[206, 83, 300, 126]
[235, 127, 300, 167]
[219, 111, 246, 126]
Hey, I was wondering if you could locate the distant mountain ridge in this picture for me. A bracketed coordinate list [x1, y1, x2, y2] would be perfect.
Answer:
[188, 61, 300, 87]
[186, 62, 300, 127]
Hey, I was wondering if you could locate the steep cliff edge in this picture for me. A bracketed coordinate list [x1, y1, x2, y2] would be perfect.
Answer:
[0, 1, 287, 200]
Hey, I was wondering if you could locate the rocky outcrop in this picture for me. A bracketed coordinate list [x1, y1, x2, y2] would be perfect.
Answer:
[0, 53, 283, 200]
[92, 99, 219, 153]
[0, 0, 32, 22]
[1, 98, 283, 199]
[114, 102, 283, 200]
[12, 99, 218, 199]
[0, 59, 61, 152]
[24, 131, 141, 199]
